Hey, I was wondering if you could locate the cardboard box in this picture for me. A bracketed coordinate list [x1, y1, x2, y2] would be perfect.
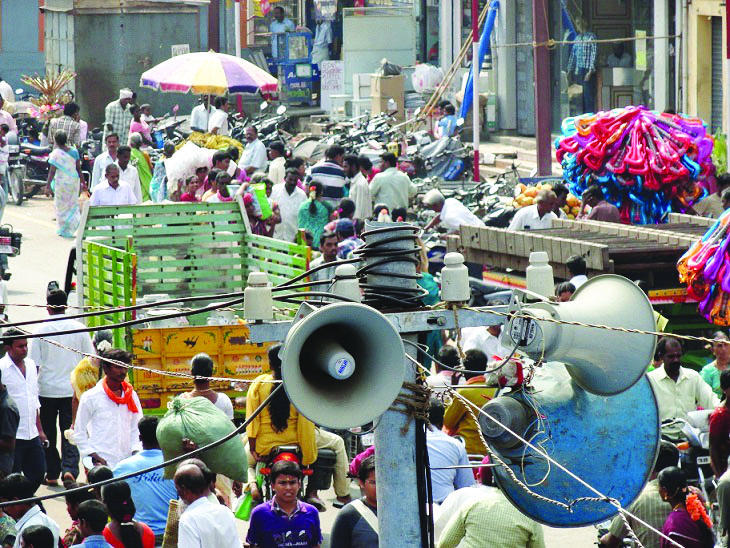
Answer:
[371, 97, 405, 122]
[371, 75, 405, 99]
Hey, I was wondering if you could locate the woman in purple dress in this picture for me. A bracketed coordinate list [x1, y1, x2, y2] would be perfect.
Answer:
[658, 466, 714, 548]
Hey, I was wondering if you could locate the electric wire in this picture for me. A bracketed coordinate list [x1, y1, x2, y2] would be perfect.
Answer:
[0, 383, 284, 507]
[0, 295, 246, 341]
[0, 289, 247, 329]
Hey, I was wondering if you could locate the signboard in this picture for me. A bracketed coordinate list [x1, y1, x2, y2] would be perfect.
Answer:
[320, 60, 345, 112]
[171, 44, 190, 57]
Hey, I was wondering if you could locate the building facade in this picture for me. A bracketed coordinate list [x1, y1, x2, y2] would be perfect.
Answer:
[43, 0, 208, 127]
[0, 0, 46, 92]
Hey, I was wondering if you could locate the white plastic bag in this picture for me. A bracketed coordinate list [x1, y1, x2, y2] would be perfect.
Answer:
[412, 64, 444, 93]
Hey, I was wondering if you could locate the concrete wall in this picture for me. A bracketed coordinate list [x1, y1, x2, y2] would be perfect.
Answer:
[73, 10, 204, 128]
[0, 0, 45, 91]
[515, 0, 535, 135]
[685, 0, 724, 130]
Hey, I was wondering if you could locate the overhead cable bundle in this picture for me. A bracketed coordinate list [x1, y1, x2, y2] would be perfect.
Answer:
[556, 106, 713, 224]
[678, 210, 730, 325]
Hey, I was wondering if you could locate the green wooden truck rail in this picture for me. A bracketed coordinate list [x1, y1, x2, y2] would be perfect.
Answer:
[76, 197, 311, 347]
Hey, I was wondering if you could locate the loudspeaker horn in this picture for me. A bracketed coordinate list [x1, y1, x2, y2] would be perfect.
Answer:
[478, 362, 660, 526]
[506, 274, 656, 395]
[280, 303, 405, 429]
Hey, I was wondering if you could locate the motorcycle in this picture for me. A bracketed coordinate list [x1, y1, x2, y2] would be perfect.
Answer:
[0, 224, 22, 281]
[258, 444, 336, 502]
[661, 412, 714, 501]
[6, 131, 50, 205]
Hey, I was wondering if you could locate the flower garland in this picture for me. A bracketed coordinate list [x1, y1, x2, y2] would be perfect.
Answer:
[686, 493, 712, 529]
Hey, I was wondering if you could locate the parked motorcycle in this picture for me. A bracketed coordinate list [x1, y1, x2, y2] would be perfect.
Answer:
[6, 131, 50, 205]
[0, 224, 22, 280]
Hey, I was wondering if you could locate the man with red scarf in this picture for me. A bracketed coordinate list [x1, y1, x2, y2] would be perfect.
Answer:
[74, 349, 142, 469]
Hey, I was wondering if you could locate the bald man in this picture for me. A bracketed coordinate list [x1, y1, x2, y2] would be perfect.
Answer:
[174, 464, 240, 548]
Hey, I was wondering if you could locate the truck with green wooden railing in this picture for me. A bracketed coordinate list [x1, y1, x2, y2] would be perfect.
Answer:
[72, 198, 311, 416]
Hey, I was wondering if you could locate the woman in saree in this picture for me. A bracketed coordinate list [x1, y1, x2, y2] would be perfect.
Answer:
[129, 132, 153, 201]
[45, 130, 84, 238]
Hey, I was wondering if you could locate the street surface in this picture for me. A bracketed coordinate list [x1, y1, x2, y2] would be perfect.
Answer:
[6, 197, 597, 546]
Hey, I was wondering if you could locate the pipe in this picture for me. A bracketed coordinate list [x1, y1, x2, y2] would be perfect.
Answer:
[472, 0, 480, 183]
[234, 0, 241, 57]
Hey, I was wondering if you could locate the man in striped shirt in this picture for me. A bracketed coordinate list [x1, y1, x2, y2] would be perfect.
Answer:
[308, 145, 346, 205]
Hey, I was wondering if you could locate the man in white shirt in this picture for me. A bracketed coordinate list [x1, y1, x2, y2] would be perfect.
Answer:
[190, 97, 214, 133]
[344, 155, 372, 219]
[422, 189, 485, 233]
[174, 463, 240, 548]
[0, 78, 14, 104]
[0, 329, 47, 492]
[267, 142, 287, 185]
[460, 324, 511, 358]
[0, 473, 60, 548]
[207, 96, 229, 136]
[90, 133, 119, 191]
[74, 349, 142, 469]
[29, 289, 94, 486]
[370, 153, 417, 211]
[115, 145, 142, 203]
[0, 98, 17, 134]
[648, 336, 719, 440]
[239, 126, 268, 175]
[89, 165, 138, 206]
[270, 168, 307, 242]
[566, 254, 588, 289]
[508, 189, 558, 231]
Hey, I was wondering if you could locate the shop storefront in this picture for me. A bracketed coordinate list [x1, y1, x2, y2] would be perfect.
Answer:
[547, 0, 678, 132]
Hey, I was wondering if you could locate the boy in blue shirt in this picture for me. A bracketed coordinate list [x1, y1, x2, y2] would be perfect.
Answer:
[70, 500, 112, 547]
[438, 104, 458, 137]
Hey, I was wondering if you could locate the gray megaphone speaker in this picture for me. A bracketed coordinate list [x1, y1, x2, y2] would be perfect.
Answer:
[506, 274, 656, 395]
[280, 303, 405, 429]
[478, 362, 659, 526]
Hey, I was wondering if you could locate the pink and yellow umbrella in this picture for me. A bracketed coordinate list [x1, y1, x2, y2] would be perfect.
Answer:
[140, 50, 278, 95]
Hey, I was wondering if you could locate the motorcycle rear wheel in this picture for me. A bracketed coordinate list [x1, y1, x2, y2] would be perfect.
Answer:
[8, 170, 23, 206]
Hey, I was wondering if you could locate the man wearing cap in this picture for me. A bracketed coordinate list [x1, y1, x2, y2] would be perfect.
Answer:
[335, 219, 363, 259]
[422, 189, 485, 233]
[103, 89, 134, 146]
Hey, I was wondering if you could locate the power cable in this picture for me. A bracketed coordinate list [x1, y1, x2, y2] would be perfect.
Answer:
[0, 383, 284, 508]
[0, 296, 246, 341]
[0, 290, 248, 329]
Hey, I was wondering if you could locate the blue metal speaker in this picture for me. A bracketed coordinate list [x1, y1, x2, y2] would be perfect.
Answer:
[480, 362, 659, 526]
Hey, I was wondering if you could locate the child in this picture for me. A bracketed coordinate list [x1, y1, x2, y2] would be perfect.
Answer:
[180, 178, 200, 202]
[62, 483, 96, 547]
[74, 499, 112, 546]
[437, 104, 458, 137]
[140, 104, 156, 125]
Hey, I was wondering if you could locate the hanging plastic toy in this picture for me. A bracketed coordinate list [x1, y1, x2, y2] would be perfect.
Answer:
[678, 211, 730, 325]
[556, 106, 713, 224]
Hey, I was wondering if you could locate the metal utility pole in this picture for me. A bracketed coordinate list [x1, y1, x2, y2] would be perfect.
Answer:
[533, 0, 552, 175]
[472, 0, 481, 182]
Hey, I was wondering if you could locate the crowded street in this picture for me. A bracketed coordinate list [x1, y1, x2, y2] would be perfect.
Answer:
[1, 1, 730, 548]
[3, 196, 596, 548]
